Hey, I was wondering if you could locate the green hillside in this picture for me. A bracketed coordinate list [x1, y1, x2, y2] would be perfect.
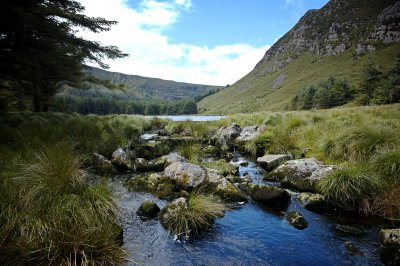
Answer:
[198, 0, 400, 114]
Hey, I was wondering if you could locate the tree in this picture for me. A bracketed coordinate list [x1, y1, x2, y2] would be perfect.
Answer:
[0, 0, 127, 111]
[359, 64, 383, 105]
[385, 54, 400, 104]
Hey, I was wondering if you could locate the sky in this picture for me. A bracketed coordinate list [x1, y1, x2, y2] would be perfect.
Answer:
[78, 0, 329, 86]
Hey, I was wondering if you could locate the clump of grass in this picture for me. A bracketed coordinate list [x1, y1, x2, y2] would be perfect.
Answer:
[371, 148, 400, 183]
[178, 141, 204, 162]
[0, 142, 125, 265]
[162, 193, 226, 237]
[322, 125, 399, 162]
[317, 165, 382, 210]
[365, 187, 400, 220]
[200, 159, 238, 176]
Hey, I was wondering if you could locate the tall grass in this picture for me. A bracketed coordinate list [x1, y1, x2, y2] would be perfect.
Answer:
[0, 142, 125, 265]
[162, 193, 226, 237]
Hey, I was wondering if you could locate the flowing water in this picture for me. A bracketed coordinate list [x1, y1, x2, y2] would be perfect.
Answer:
[113, 154, 384, 266]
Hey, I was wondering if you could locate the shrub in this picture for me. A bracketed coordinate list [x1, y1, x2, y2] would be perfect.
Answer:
[365, 187, 400, 220]
[317, 166, 382, 210]
[371, 148, 400, 183]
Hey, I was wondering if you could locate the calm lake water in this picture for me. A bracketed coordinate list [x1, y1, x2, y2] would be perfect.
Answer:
[114, 154, 384, 266]
[148, 115, 225, 122]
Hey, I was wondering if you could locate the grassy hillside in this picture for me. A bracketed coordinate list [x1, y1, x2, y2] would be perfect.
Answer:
[198, 43, 400, 114]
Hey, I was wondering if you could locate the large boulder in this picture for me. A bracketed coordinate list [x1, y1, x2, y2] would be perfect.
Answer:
[239, 182, 290, 209]
[206, 169, 246, 202]
[164, 162, 206, 189]
[235, 125, 266, 143]
[380, 228, 400, 265]
[269, 158, 334, 192]
[111, 148, 131, 172]
[257, 154, 291, 171]
[147, 153, 189, 172]
[211, 123, 242, 150]
[137, 200, 160, 219]
[297, 192, 326, 212]
[286, 211, 308, 230]
[92, 153, 117, 175]
[126, 173, 176, 199]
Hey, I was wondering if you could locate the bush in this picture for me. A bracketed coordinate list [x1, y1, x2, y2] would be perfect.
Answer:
[371, 148, 400, 183]
[317, 166, 382, 210]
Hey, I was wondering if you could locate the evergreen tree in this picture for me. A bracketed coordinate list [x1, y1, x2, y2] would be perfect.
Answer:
[359, 64, 383, 105]
[0, 0, 127, 111]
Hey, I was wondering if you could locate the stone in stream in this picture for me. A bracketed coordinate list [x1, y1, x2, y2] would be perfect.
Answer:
[159, 197, 188, 225]
[344, 241, 363, 256]
[269, 158, 334, 192]
[211, 123, 242, 151]
[335, 224, 363, 235]
[205, 169, 246, 202]
[286, 211, 308, 230]
[164, 162, 206, 189]
[297, 192, 326, 212]
[92, 152, 117, 175]
[235, 125, 266, 143]
[134, 158, 149, 172]
[137, 200, 160, 219]
[380, 228, 400, 265]
[111, 148, 131, 172]
[239, 182, 290, 210]
[257, 154, 291, 171]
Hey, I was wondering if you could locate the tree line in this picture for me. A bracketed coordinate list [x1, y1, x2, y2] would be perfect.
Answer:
[53, 95, 198, 115]
[291, 55, 400, 110]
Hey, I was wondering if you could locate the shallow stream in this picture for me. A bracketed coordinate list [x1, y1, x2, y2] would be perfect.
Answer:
[113, 153, 384, 266]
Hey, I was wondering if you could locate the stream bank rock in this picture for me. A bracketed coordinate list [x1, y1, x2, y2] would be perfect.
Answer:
[211, 123, 242, 150]
[257, 154, 291, 171]
[164, 162, 206, 189]
[286, 211, 308, 230]
[335, 224, 363, 236]
[297, 192, 326, 212]
[137, 200, 160, 219]
[205, 169, 246, 202]
[159, 197, 188, 227]
[380, 228, 400, 265]
[239, 183, 290, 209]
[111, 148, 131, 172]
[235, 125, 266, 143]
[269, 158, 334, 192]
[92, 152, 117, 174]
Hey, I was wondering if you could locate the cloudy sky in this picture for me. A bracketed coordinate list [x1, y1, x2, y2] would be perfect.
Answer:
[78, 0, 328, 85]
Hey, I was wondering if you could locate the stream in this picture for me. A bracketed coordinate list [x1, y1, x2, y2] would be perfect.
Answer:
[113, 153, 384, 266]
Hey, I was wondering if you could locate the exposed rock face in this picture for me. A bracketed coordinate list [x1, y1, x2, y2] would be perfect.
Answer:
[270, 158, 334, 192]
[211, 123, 242, 150]
[235, 125, 266, 143]
[239, 182, 290, 209]
[164, 162, 206, 189]
[137, 200, 160, 219]
[257, 154, 291, 171]
[297, 192, 326, 212]
[111, 148, 131, 172]
[380, 228, 400, 265]
[286, 211, 309, 230]
[271, 73, 287, 89]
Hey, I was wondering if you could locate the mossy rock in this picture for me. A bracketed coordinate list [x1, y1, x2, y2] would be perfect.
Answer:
[286, 211, 308, 230]
[201, 159, 239, 176]
[137, 200, 160, 219]
[297, 192, 326, 212]
[126, 173, 177, 199]
[239, 182, 290, 210]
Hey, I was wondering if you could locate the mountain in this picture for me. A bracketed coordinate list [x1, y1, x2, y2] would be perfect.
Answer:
[198, 0, 400, 114]
[62, 66, 220, 101]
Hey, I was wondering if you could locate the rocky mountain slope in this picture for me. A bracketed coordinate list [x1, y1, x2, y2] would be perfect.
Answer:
[198, 0, 400, 114]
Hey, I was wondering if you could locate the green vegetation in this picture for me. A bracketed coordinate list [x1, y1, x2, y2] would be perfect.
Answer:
[0, 112, 153, 265]
[161, 193, 226, 237]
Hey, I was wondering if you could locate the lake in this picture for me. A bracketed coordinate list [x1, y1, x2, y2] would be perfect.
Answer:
[148, 115, 225, 122]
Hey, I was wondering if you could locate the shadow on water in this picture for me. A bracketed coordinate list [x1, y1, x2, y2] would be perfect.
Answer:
[112, 153, 385, 266]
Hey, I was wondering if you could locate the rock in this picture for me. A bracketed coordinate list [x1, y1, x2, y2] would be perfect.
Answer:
[235, 125, 266, 143]
[239, 161, 249, 167]
[211, 123, 242, 150]
[344, 241, 363, 256]
[335, 224, 363, 235]
[164, 162, 206, 189]
[134, 158, 148, 172]
[297, 192, 326, 212]
[164, 152, 189, 166]
[92, 152, 117, 175]
[180, 129, 192, 136]
[257, 154, 291, 171]
[226, 174, 249, 184]
[380, 228, 400, 265]
[206, 169, 246, 202]
[126, 173, 176, 199]
[239, 182, 290, 209]
[286, 211, 308, 230]
[137, 200, 160, 219]
[270, 158, 334, 192]
[159, 197, 188, 225]
[111, 148, 131, 172]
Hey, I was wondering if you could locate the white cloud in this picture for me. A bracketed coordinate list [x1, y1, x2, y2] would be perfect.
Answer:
[78, 0, 270, 85]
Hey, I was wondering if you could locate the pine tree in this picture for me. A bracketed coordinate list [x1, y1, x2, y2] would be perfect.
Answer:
[359, 64, 383, 105]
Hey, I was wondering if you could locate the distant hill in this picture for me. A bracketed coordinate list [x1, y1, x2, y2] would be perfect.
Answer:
[198, 0, 400, 114]
[60, 66, 220, 101]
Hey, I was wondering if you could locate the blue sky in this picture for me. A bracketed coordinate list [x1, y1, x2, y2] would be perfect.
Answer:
[80, 0, 329, 85]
